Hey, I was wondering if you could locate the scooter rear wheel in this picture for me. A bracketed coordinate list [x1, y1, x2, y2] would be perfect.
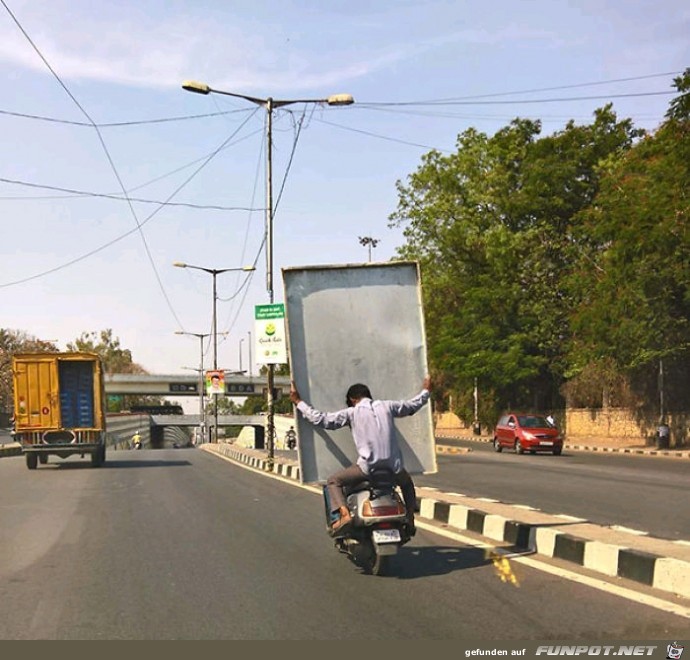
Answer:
[357, 538, 389, 576]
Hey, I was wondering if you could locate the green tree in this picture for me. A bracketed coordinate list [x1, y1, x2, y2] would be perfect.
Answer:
[66, 329, 146, 375]
[566, 69, 690, 407]
[238, 396, 266, 415]
[390, 108, 640, 424]
[207, 395, 240, 416]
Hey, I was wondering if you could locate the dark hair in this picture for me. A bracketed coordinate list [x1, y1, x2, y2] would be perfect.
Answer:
[346, 383, 372, 406]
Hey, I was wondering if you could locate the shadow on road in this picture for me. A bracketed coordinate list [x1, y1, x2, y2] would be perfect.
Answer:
[347, 545, 491, 580]
[102, 459, 193, 469]
[27, 459, 193, 470]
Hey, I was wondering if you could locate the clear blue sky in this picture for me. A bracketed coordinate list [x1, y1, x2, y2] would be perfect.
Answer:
[1, 0, 687, 404]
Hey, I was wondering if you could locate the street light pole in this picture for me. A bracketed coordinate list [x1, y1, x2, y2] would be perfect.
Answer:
[358, 236, 380, 262]
[247, 331, 252, 378]
[182, 80, 354, 468]
[174, 261, 255, 442]
[239, 338, 244, 373]
[176, 331, 210, 443]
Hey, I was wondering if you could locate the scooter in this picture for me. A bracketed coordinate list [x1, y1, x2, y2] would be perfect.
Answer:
[323, 467, 414, 576]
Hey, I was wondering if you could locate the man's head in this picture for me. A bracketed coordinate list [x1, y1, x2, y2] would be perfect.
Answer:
[346, 383, 372, 407]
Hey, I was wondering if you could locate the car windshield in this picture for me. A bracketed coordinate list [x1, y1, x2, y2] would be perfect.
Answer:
[517, 415, 551, 428]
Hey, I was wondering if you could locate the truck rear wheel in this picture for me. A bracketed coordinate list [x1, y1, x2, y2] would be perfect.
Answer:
[39, 454, 49, 464]
[91, 444, 106, 468]
[26, 453, 38, 470]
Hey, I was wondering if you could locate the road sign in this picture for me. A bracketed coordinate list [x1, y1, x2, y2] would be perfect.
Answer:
[169, 383, 198, 393]
[255, 303, 287, 364]
[227, 383, 255, 394]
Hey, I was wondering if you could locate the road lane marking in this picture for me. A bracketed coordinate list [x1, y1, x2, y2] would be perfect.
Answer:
[413, 520, 690, 620]
[204, 447, 690, 619]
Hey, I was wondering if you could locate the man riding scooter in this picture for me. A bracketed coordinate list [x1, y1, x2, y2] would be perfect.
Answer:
[289, 376, 431, 534]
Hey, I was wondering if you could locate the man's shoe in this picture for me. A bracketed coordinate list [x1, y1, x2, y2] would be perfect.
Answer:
[331, 506, 352, 532]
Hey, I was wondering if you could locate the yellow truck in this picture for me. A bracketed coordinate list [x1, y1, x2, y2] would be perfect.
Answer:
[12, 352, 107, 469]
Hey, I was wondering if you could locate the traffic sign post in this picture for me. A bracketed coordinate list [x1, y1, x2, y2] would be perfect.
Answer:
[255, 303, 287, 469]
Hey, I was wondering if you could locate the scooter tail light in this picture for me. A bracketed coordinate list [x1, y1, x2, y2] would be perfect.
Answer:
[362, 500, 405, 517]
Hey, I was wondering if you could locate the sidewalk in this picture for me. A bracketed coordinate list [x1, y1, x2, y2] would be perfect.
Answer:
[201, 440, 690, 601]
[436, 432, 690, 459]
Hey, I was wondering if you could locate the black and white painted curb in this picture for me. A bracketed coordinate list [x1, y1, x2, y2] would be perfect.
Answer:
[438, 434, 690, 458]
[418, 496, 690, 600]
[210, 442, 302, 481]
[203, 443, 690, 601]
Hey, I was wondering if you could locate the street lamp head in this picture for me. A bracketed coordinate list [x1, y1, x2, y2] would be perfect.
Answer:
[182, 80, 211, 95]
[327, 93, 355, 106]
[173, 262, 187, 268]
[242, 266, 256, 272]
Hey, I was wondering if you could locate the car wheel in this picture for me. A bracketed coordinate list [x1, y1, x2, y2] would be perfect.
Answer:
[514, 439, 524, 455]
[493, 438, 502, 453]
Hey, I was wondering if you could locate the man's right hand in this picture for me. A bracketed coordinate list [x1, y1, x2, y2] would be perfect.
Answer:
[289, 381, 301, 405]
[423, 376, 431, 392]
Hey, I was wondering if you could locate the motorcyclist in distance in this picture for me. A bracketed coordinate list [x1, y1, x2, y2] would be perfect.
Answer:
[290, 376, 431, 535]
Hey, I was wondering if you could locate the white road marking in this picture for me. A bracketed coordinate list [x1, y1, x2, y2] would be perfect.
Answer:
[414, 520, 690, 620]
[205, 448, 690, 619]
[611, 525, 649, 536]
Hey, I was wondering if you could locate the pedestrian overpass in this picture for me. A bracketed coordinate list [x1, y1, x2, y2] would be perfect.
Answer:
[104, 373, 291, 397]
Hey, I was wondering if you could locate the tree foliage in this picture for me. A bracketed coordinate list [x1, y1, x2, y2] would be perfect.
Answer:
[390, 107, 641, 423]
[0, 329, 58, 420]
[563, 69, 690, 411]
[66, 329, 147, 375]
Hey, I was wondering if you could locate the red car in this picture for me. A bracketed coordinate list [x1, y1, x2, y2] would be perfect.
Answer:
[493, 413, 563, 455]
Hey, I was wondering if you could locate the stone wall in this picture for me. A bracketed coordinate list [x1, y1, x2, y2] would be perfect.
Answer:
[565, 408, 687, 448]
[433, 408, 688, 449]
[434, 412, 473, 437]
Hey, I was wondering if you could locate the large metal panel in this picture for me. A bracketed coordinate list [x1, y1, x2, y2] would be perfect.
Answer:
[283, 262, 437, 484]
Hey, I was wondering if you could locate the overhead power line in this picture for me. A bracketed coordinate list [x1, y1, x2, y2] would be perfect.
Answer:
[0, 0, 186, 327]
[0, 71, 680, 129]
[0, 109, 262, 289]
[0, 176, 264, 211]
[357, 90, 676, 108]
[362, 70, 682, 104]
[0, 107, 253, 127]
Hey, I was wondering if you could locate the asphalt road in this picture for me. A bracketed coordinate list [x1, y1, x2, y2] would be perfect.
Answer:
[419, 439, 690, 540]
[0, 448, 688, 640]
